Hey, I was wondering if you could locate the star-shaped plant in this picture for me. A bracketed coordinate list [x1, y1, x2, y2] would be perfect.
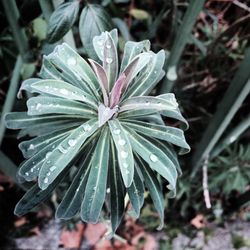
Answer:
[5, 29, 190, 233]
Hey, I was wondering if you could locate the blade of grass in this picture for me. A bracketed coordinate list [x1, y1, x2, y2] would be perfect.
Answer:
[191, 48, 250, 178]
[0, 55, 23, 145]
[210, 114, 250, 159]
[159, 0, 205, 94]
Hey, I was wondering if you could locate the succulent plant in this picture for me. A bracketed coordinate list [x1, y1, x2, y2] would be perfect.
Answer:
[5, 29, 190, 233]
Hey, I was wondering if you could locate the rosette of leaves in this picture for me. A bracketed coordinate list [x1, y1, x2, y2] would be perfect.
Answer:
[5, 29, 190, 233]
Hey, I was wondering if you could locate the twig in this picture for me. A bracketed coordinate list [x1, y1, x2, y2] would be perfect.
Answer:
[233, 0, 250, 12]
[202, 156, 211, 209]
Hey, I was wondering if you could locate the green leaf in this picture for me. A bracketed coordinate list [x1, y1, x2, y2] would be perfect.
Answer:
[103, 32, 118, 90]
[126, 128, 177, 189]
[38, 119, 99, 190]
[109, 140, 125, 233]
[27, 96, 96, 118]
[109, 119, 134, 187]
[47, 2, 80, 43]
[136, 156, 164, 229]
[48, 43, 100, 95]
[81, 127, 110, 223]
[18, 136, 67, 182]
[15, 165, 70, 216]
[79, 4, 113, 60]
[120, 40, 150, 73]
[122, 120, 190, 154]
[19, 127, 73, 159]
[5, 112, 84, 129]
[119, 96, 178, 113]
[30, 79, 98, 109]
[124, 50, 165, 98]
[127, 166, 144, 217]
[56, 143, 96, 219]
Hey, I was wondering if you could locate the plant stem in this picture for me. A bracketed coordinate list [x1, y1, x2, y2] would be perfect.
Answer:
[210, 114, 250, 159]
[191, 48, 250, 178]
[159, 0, 205, 94]
[2, 0, 31, 61]
[0, 55, 23, 146]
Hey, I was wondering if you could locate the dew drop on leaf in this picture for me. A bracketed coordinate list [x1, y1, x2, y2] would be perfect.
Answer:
[36, 103, 42, 110]
[68, 139, 77, 147]
[150, 154, 158, 162]
[60, 89, 69, 95]
[46, 152, 52, 159]
[106, 44, 111, 49]
[44, 177, 49, 184]
[106, 57, 113, 64]
[67, 57, 77, 66]
[25, 172, 29, 176]
[58, 145, 68, 154]
[49, 166, 56, 172]
[118, 139, 126, 146]
[121, 151, 128, 159]
[113, 129, 121, 135]
[28, 144, 35, 150]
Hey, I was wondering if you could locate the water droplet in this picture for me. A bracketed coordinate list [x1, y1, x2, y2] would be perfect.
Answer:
[28, 144, 35, 150]
[97, 39, 103, 46]
[106, 57, 113, 64]
[154, 70, 157, 74]
[49, 166, 56, 172]
[47, 160, 51, 164]
[30, 168, 34, 173]
[44, 177, 49, 184]
[118, 139, 126, 146]
[167, 66, 177, 81]
[58, 145, 68, 154]
[76, 188, 80, 192]
[84, 124, 91, 131]
[46, 152, 52, 159]
[25, 172, 29, 176]
[106, 44, 111, 49]
[150, 154, 158, 162]
[93, 187, 97, 191]
[67, 57, 77, 66]
[123, 163, 128, 168]
[145, 101, 150, 106]
[106, 188, 110, 193]
[47, 172, 51, 176]
[113, 129, 121, 135]
[68, 139, 77, 147]
[125, 170, 130, 174]
[121, 151, 128, 159]
[36, 103, 42, 110]
[60, 89, 69, 95]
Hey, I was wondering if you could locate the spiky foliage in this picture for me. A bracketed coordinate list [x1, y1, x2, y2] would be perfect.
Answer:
[5, 29, 190, 232]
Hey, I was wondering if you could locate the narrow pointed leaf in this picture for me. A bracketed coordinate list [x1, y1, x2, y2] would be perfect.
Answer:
[109, 120, 134, 187]
[81, 127, 110, 223]
[30, 79, 97, 109]
[15, 165, 70, 216]
[103, 32, 118, 90]
[127, 166, 144, 217]
[137, 156, 164, 229]
[109, 73, 126, 108]
[124, 50, 165, 98]
[27, 96, 96, 118]
[38, 119, 98, 189]
[126, 128, 177, 189]
[122, 120, 190, 154]
[119, 96, 178, 113]
[18, 136, 67, 181]
[56, 143, 96, 219]
[110, 140, 125, 232]
[19, 127, 73, 159]
[88, 59, 109, 105]
[120, 40, 150, 73]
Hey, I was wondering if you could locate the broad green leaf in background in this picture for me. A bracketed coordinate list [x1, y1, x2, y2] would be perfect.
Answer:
[47, 1, 80, 43]
[79, 4, 113, 61]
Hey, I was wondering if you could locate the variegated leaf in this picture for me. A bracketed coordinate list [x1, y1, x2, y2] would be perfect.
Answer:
[109, 119, 134, 187]
[81, 127, 109, 223]
[38, 119, 98, 189]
